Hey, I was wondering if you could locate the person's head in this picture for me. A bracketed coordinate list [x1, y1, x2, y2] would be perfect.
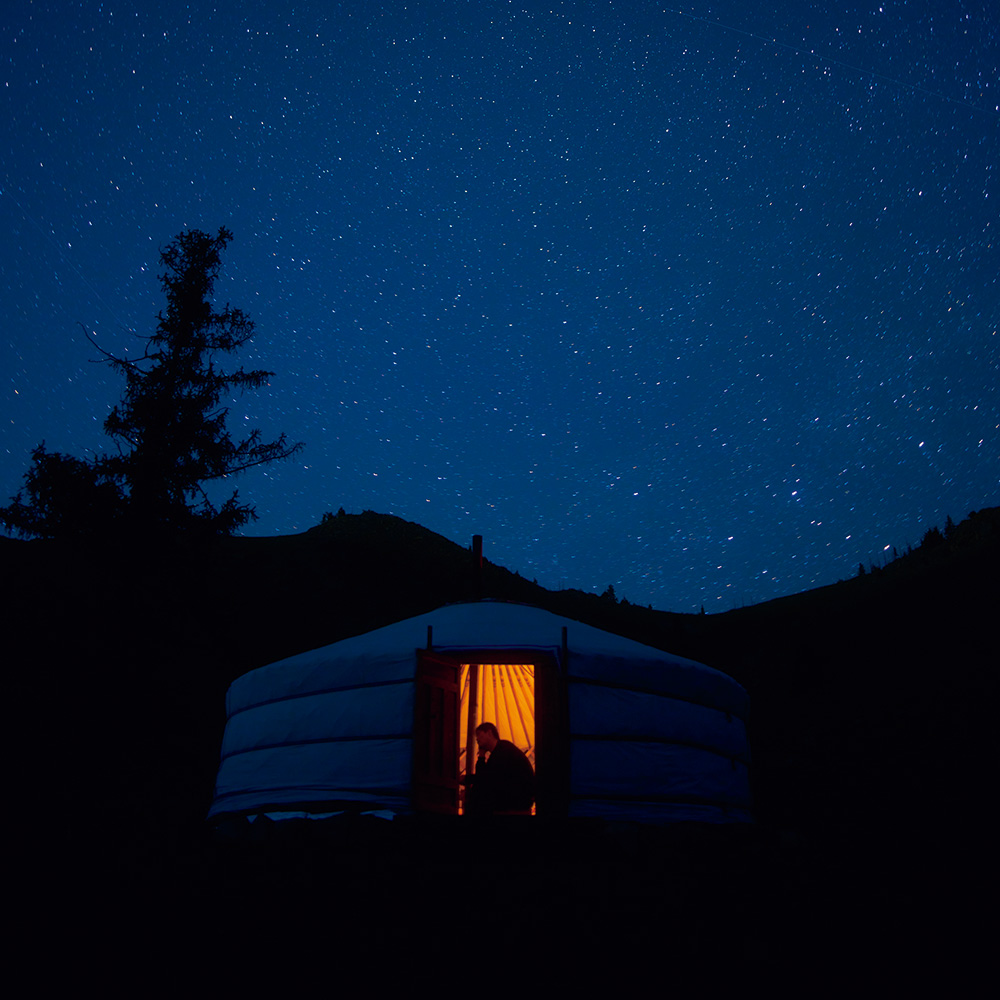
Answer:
[475, 722, 499, 753]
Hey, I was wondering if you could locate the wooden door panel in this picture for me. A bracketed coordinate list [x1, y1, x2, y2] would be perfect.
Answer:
[412, 653, 461, 814]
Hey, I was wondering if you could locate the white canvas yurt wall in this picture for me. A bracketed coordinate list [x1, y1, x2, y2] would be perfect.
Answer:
[208, 601, 751, 824]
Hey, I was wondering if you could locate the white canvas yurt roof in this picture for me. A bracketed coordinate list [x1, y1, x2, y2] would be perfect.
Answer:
[209, 601, 751, 824]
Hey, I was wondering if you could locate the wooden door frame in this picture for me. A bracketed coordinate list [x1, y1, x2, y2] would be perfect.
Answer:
[414, 649, 568, 817]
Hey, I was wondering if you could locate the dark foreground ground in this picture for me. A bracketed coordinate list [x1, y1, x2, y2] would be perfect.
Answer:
[24, 807, 986, 989]
[4, 511, 994, 987]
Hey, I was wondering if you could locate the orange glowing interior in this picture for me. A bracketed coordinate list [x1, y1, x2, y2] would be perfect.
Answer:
[458, 663, 536, 813]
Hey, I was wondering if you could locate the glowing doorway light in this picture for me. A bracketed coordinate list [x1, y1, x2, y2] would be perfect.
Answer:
[458, 662, 536, 812]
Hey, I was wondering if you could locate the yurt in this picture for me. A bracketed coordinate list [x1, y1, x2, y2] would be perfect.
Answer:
[208, 601, 751, 824]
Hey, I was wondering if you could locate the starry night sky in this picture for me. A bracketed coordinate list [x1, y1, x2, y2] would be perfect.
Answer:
[3, 2, 998, 612]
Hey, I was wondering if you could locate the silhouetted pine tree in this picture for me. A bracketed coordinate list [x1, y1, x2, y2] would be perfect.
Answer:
[1, 228, 301, 539]
[0, 443, 125, 539]
[921, 526, 945, 550]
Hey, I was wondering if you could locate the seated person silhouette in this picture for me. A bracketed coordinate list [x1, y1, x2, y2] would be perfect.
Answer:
[463, 722, 535, 816]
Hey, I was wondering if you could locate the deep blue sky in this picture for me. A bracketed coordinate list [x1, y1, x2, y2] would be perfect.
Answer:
[3, 2, 998, 611]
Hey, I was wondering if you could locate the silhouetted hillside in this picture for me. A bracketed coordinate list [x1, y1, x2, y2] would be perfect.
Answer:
[3, 506, 995, 814]
[2, 506, 995, 977]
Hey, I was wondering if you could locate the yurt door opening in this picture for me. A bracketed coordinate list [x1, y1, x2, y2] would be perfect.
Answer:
[414, 651, 555, 816]
[459, 660, 536, 815]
